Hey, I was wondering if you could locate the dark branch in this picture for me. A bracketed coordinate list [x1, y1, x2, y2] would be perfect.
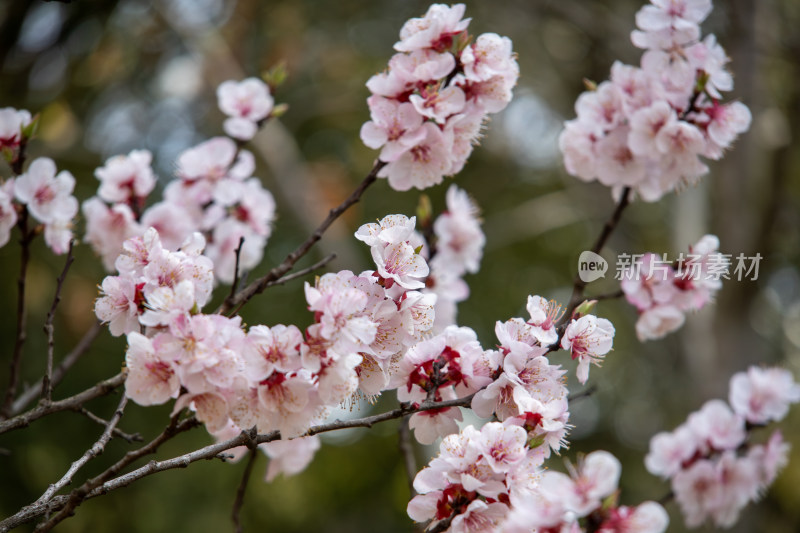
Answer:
[42, 240, 75, 403]
[220, 160, 385, 314]
[229, 236, 246, 302]
[231, 449, 258, 533]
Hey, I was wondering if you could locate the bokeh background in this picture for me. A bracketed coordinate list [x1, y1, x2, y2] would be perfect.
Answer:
[1, 0, 799, 531]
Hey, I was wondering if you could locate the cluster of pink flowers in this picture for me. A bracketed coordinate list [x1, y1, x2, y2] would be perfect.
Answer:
[409, 426, 668, 533]
[621, 234, 726, 341]
[83, 82, 277, 283]
[422, 185, 485, 331]
[216, 77, 274, 141]
[0, 108, 79, 253]
[361, 3, 519, 191]
[646, 365, 800, 528]
[11, 157, 78, 254]
[559, 0, 751, 201]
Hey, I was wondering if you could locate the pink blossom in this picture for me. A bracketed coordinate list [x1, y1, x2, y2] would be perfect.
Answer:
[635, 305, 685, 341]
[377, 122, 455, 191]
[394, 3, 470, 53]
[94, 149, 156, 204]
[0, 107, 32, 151]
[95, 275, 143, 337]
[409, 404, 463, 445]
[0, 179, 17, 248]
[14, 157, 78, 225]
[125, 332, 180, 405]
[139, 201, 197, 251]
[476, 422, 528, 473]
[686, 399, 746, 452]
[728, 366, 800, 424]
[261, 435, 320, 481]
[598, 501, 670, 533]
[355, 214, 417, 247]
[173, 391, 230, 433]
[409, 85, 466, 124]
[217, 78, 274, 141]
[430, 185, 484, 275]
[83, 198, 143, 271]
[360, 96, 426, 162]
[561, 315, 615, 384]
[645, 425, 698, 479]
[372, 240, 429, 290]
[461, 33, 517, 83]
[671, 458, 720, 528]
[449, 499, 508, 533]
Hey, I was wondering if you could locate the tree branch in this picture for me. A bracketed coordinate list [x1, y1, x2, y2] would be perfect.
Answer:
[561, 187, 631, 325]
[229, 236, 246, 301]
[0, 372, 125, 435]
[231, 449, 258, 533]
[2, 393, 474, 529]
[10, 321, 103, 416]
[42, 240, 75, 404]
[220, 160, 385, 314]
[32, 394, 128, 509]
[72, 406, 142, 443]
[2, 208, 33, 418]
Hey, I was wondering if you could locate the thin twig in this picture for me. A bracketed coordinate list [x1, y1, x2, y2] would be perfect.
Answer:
[589, 289, 624, 301]
[220, 160, 385, 315]
[21, 412, 200, 533]
[11, 321, 103, 416]
[33, 394, 128, 508]
[0, 372, 126, 435]
[428, 513, 455, 533]
[229, 236, 246, 301]
[1, 393, 475, 530]
[231, 449, 258, 533]
[567, 385, 597, 403]
[72, 406, 142, 443]
[227, 253, 337, 317]
[560, 187, 632, 326]
[42, 241, 75, 404]
[2, 208, 33, 419]
[398, 415, 418, 498]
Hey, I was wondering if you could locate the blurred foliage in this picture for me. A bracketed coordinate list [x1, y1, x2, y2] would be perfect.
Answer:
[1, 0, 800, 532]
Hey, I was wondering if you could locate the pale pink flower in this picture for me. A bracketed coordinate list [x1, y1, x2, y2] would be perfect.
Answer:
[83, 198, 143, 271]
[539, 450, 621, 516]
[94, 149, 156, 204]
[476, 422, 528, 473]
[409, 404, 463, 445]
[14, 157, 78, 225]
[645, 424, 698, 479]
[559, 121, 600, 182]
[449, 500, 508, 533]
[687, 399, 746, 452]
[561, 315, 615, 384]
[671, 458, 720, 528]
[377, 122, 455, 191]
[0, 179, 17, 248]
[748, 430, 791, 489]
[635, 305, 685, 341]
[125, 332, 180, 405]
[0, 108, 31, 151]
[628, 101, 677, 156]
[217, 78, 274, 141]
[431, 185, 484, 275]
[461, 33, 517, 83]
[409, 85, 466, 124]
[261, 435, 320, 482]
[95, 275, 142, 337]
[703, 101, 752, 154]
[599, 501, 670, 533]
[243, 324, 304, 381]
[173, 391, 230, 433]
[205, 218, 266, 284]
[360, 96, 426, 162]
[355, 214, 417, 247]
[372, 241, 429, 290]
[728, 366, 800, 424]
[394, 3, 470, 53]
[44, 219, 74, 255]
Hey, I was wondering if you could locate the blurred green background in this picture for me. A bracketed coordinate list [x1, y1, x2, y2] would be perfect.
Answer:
[1, 0, 799, 531]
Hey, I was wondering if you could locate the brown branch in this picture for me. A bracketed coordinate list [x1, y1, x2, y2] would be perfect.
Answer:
[231, 449, 258, 533]
[11, 321, 103, 416]
[0, 372, 125, 435]
[2, 208, 33, 419]
[220, 160, 386, 315]
[398, 415, 418, 499]
[42, 241, 75, 403]
[427, 514, 455, 533]
[567, 385, 597, 403]
[72, 406, 142, 443]
[589, 289, 624, 301]
[227, 253, 338, 317]
[229, 236, 246, 301]
[2, 393, 474, 530]
[561, 187, 632, 326]
[32, 394, 128, 510]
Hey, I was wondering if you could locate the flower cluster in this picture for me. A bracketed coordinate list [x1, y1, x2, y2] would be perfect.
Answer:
[621, 234, 726, 341]
[12, 157, 78, 254]
[1, 107, 78, 253]
[361, 3, 519, 191]
[409, 426, 668, 533]
[422, 185, 485, 331]
[646, 365, 800, 528]
[83, 99, 277, 282]
[559, 0, 751, 201]
[217, 77, 274, 141]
